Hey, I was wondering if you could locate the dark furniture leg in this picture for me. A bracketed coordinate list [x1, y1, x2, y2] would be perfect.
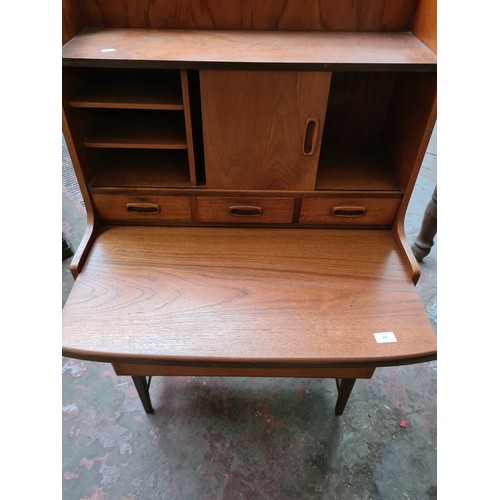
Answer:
[132, 376, 154, 413]
[412, 186, 437, 262]
[62, 234, 73, 260]
[334, 378, 357, 416]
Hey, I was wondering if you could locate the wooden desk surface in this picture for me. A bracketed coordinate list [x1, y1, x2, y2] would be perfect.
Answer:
[62, 226, 436, 368]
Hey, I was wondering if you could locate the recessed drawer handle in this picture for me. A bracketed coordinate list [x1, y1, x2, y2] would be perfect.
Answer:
[125, 202, 160, 214]
[229, 205, 263, 217]
[303, 118, 320, 155]
[331, 206, 367, 217]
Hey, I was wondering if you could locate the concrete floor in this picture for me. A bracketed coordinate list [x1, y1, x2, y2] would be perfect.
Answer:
[62, 129, 437, 500]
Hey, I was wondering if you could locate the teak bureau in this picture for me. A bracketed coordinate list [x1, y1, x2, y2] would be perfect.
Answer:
[62, 0, 437, 416]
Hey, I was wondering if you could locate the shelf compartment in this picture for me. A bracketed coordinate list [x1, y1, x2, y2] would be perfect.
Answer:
[69, 68, 183, 110]
[83, 110, 187, 149]
[89, 150, 192, 189]
[316, 71, 435, 193]
[315, 148, 401, 192]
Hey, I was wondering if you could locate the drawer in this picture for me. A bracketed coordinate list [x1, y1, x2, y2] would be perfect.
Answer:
[299, 196, 400, 225]
[92, 194, 192, 221]
[196, 197, 295, 224]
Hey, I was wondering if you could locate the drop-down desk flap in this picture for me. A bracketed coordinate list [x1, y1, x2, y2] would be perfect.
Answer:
[62, 225, 436, 370]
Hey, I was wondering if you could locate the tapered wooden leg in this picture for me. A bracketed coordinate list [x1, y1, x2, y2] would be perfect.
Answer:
[132, 376, 154, 413]
[334, 378, 357, 416]
[412, 186, 437, 262]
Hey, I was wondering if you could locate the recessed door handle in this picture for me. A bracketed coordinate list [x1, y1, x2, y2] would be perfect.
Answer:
[303, 118, 320, 155]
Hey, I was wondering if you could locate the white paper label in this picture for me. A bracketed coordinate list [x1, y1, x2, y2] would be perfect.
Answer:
[374, 331, 397, 343]
[100, 48, 116, 53]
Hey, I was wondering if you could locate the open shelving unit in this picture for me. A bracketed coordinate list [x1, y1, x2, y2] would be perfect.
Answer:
[64, 66, 197, 190]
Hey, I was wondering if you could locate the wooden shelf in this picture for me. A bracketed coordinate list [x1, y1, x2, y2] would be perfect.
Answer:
[62, 28, 437, 71]
[316, 148, 402, 192]
[84, 110, 187, 149]
[71, 82, 183, 110]
[90, 150, 191, 189]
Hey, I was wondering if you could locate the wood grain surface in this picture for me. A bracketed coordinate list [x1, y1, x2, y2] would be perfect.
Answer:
[83, 110, 187, 149]
[92, 194, 192, 221]
[62, 29, 437, 70]
[200, 70, 330, 190]
[196, 197, 295, 224]
[299, 196, 400, 225]
[112, 363, 376, 379]
[412, 0, 437, 53]
[75, 0, 419, 32]
[70, 82, 183, 110]
[62, 226, 436, 367]
[89, 150, 191, 188]
[316, 148, 402, 191]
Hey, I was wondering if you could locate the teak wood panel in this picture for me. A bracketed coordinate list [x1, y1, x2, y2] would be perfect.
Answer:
[62, 29, 437, 70]
[63, 0, 83, 45]
[68, 67, 184, 110]
[62, 226, 436, 367]
[83, 110, 187, 149]
[196, 197, 295, 224]
[92, 194, 192, 221]
[89, 150, 191, 188]
[383, 72, 437, 191]
[70, 83, 183, 110]
[315, 149, 402, 192]
[412, 0, 437, 54]
[112, 363, 375, 380]
[321, 72, 398, 148]
[74, 0, 419, 32]
[299, 197, 400, 225]
[200, 70, 331, 190]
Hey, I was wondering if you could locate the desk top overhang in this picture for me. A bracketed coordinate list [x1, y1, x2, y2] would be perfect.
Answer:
[62, 226, 436, 369]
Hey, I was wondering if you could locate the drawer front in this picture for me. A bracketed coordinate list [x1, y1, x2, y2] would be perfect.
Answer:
[299, 197, 400, 225]
[92, 194, 192, 221]
[196, 197, 295, 224]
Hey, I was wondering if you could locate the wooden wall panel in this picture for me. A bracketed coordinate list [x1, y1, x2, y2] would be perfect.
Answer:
[77, 0, 420, 31]
[412, 0, 437, 53]
[322, 72, 398, 149]
[62, 0, 83, 45]
[382, 72, 437, 191]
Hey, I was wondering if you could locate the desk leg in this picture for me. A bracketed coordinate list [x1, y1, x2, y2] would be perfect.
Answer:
[335, 378, 356, 416]
[412, 186, 437, 262]
[132, 376, 154, 413]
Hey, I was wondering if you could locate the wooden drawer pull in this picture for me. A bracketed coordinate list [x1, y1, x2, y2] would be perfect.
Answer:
[228, 205, 263, 217]
[331, 206, 366, 217]
[125, 202, 160, 214]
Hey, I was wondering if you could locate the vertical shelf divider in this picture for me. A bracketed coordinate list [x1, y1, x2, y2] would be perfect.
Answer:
[181, 70, 197, 186]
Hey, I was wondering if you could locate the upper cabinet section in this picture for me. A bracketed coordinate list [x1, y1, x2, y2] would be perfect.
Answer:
[62, 29, 436, 72]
